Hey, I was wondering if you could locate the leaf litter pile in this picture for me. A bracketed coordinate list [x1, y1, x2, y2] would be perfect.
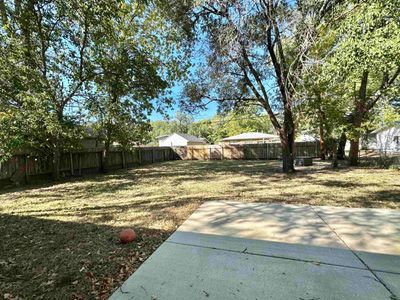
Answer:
[0, 214, 171, 299]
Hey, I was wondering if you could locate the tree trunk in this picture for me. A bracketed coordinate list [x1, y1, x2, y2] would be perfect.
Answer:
[102, 141, 110, 173]
[348, 114, 363, 166]
[319, 122, 326, 160]
[349, 139, 360, 166]
[102, 126, 112, 173]
[316, 102, 326, 160]
[52, 145, 61, 181]
[277, 96, 296, 173]
[349, 72, 368, 166]
[332, 141, 338, 168]
[280, 131, 295, 173]
[337, 132, 347, 160]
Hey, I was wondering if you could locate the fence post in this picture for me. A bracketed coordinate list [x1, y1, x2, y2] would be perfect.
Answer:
[315, 142, 318, 158]
[70, 152, 74, 176]
[79, 153, 82, 175]
[121, 150, 126, 168]
[99, 151, 103, 172]
[151, 148, 155, 163]
[25, 155, 29, 184]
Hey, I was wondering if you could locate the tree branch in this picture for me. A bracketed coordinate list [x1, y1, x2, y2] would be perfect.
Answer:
[366, 65, 400, 111]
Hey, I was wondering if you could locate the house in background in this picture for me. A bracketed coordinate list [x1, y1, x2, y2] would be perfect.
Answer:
[296, 134, 319, 142]
[157, 133, 208, 147]
[221, 132, 280, 145]
[366, 124, 400, 153]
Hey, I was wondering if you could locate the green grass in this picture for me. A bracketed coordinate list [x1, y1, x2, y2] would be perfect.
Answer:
[0, 160, 399, 299]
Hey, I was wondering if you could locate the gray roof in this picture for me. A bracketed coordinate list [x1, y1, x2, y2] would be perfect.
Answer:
[222, 132, 279, 141]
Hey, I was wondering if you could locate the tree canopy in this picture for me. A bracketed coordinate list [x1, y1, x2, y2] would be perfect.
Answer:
[0, 0, 192, 177]
[1, 0, 399, 176]
[149, 107, 274, 144]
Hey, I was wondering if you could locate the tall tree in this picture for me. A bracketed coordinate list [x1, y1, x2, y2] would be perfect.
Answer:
[0, 0, 122, 179]
[297, 29, 348, 161]
[324, 0, 400, 165]
[1, 0, 192, 176]
[182, 0, 340, 172]
[87, 1, 191, 172]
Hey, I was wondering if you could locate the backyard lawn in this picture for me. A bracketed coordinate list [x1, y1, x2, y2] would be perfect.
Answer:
[1, 160, 399, 299]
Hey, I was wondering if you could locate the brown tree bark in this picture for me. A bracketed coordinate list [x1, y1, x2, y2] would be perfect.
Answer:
[337, 132, 347, 160]
[52, 108, 64, 181]
[332, 141, 338, 168]
[280, 131, 295, 173]
[318, 106, 326, 160]
[348, 71, 368, 166]
[101, 126, 112, 173]
[349, 139, 360, 166]
[280, 105, 296, 173]
[52, 145, 61, 181]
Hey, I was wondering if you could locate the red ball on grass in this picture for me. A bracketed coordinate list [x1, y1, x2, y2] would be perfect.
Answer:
[119, 228, 137, 244]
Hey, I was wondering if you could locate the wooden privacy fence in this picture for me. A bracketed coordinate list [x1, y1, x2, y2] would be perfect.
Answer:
[0, 147, 176, 186]
[173, 142, 320, 161]
[0, 142, 319, 186]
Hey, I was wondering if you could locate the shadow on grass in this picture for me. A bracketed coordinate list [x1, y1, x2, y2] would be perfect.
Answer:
[0, 213, 171, 299]
[2, 160, 399, 210]
[0, 159, 358, 195]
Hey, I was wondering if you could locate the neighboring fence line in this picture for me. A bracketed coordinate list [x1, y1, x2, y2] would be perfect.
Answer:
[0, 147, 176, 186]
[174, 142, 320, 161]
[0, 142, 319, 186]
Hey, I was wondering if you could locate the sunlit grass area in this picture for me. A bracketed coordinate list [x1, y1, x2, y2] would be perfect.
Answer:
[1, 160, 399, 299]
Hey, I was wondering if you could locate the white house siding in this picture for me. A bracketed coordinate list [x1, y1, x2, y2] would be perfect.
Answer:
[368, 126, 400, 152]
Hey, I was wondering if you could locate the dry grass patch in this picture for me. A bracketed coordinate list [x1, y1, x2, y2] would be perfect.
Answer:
[0, 160, 399, 299]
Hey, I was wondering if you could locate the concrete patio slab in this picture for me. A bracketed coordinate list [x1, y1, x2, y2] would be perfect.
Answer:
[376, 272, 400, 297]
[169, 229, 365, 269]
[110, 201, 400, 300]
[355, 251, 400, 274]
[177, 201, 347, 248]
[110, 242, 392, 300]
[312, 206, 400, 255]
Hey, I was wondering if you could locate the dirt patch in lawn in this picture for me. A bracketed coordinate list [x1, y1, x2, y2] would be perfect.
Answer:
[0, 160, 399, 299]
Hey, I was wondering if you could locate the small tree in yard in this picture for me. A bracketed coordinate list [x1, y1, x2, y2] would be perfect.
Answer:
[87, 2, 191, 172]
[182, 0, 340, 173]
[296, 28, 348, 162]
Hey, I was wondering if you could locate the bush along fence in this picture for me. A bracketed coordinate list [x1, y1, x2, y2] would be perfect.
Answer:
[0, 142, 319, 187]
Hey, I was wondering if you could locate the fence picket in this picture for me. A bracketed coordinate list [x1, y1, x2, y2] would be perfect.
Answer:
[0, 142, 319, 186]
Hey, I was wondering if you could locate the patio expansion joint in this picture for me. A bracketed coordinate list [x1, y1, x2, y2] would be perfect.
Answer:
[310, 206, 398, 299]
[166, 240, 370, 272]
